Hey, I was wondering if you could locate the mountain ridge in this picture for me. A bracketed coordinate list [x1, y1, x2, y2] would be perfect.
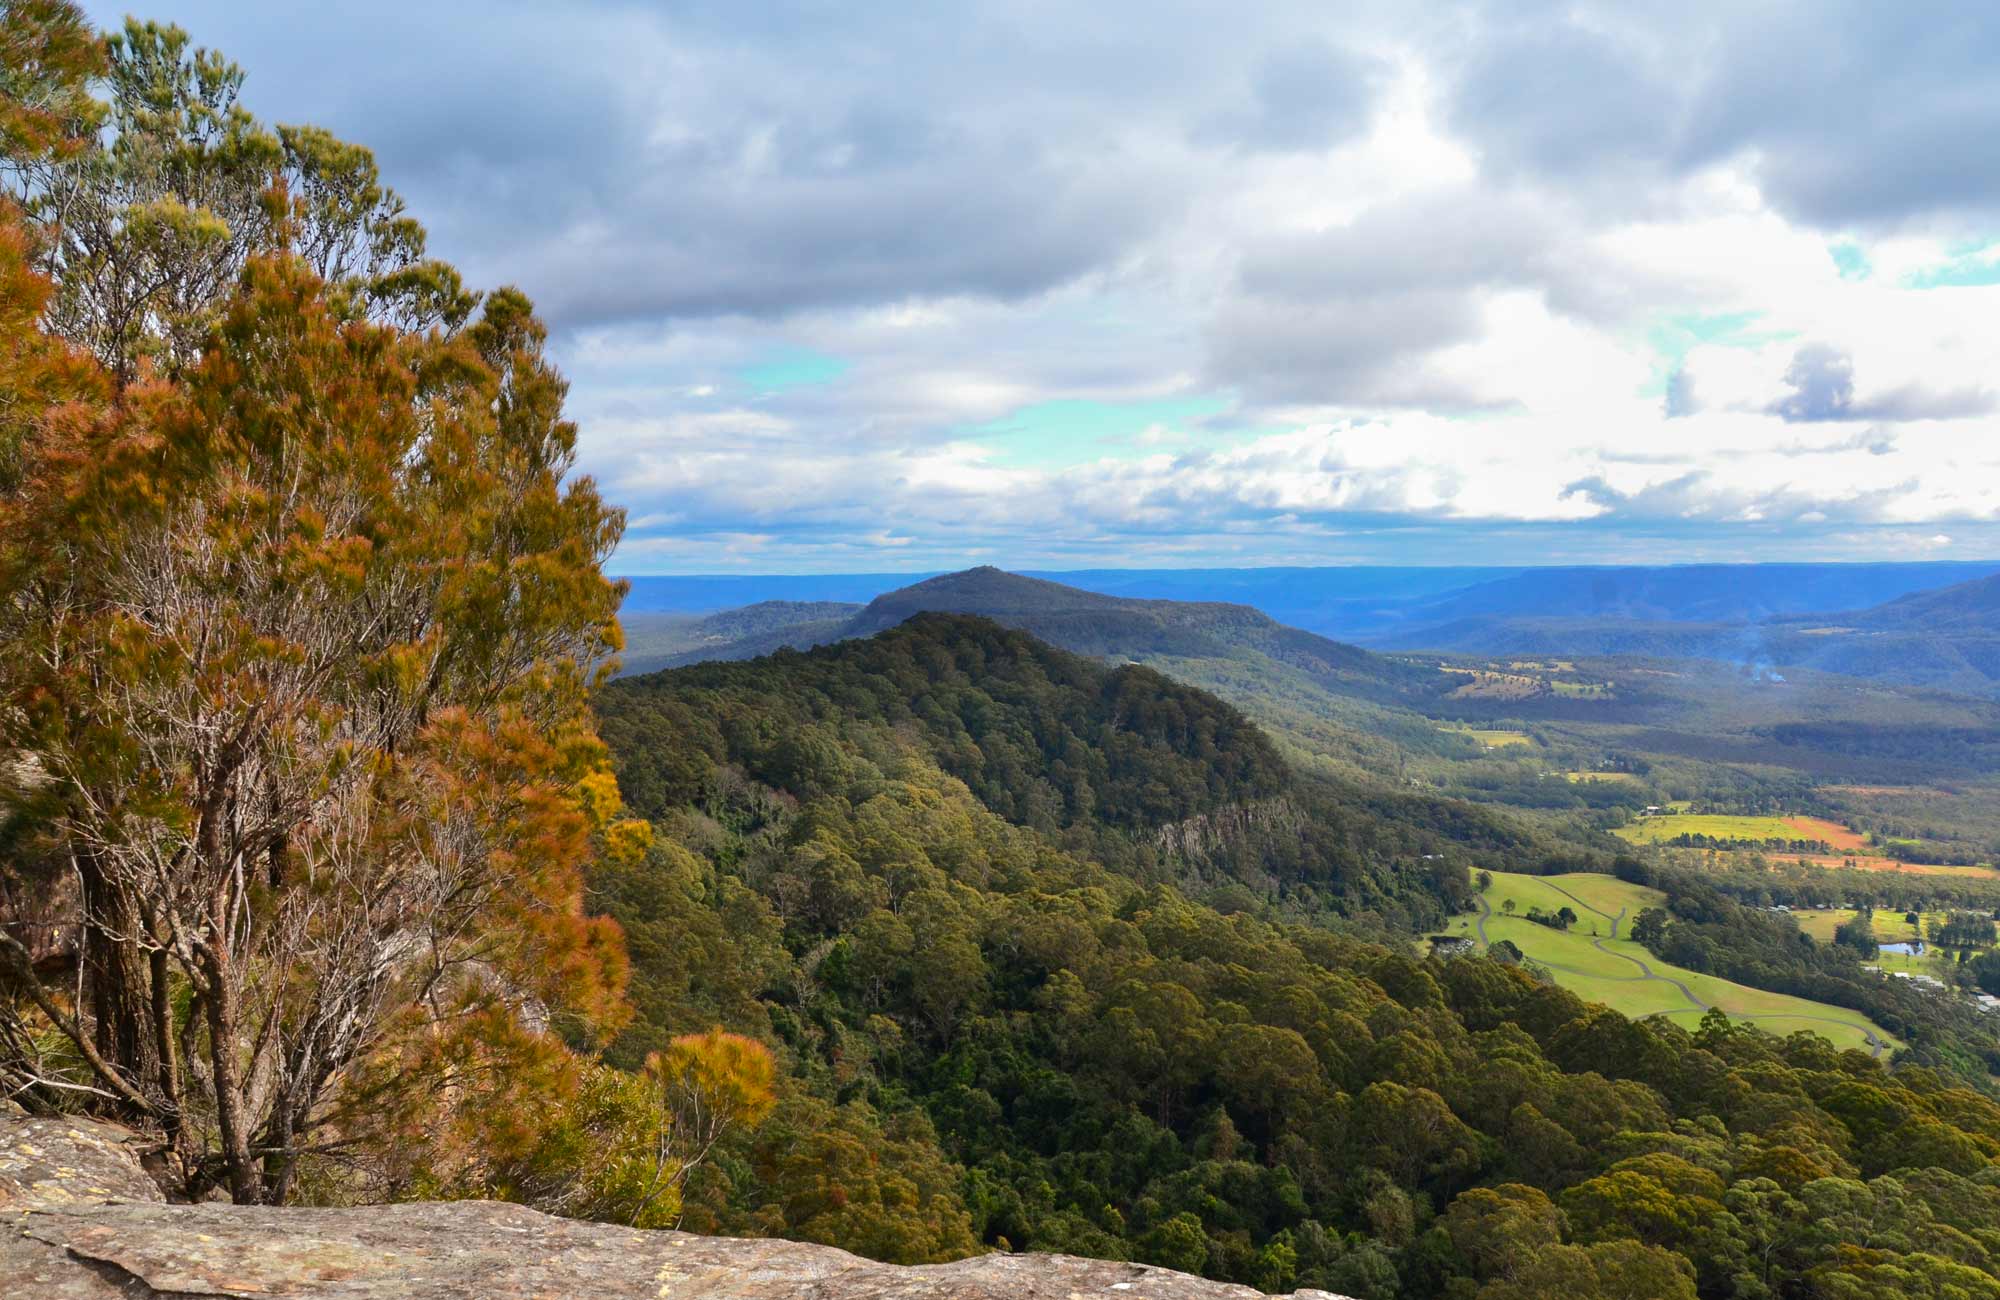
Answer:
[632, 566, 1449, 709]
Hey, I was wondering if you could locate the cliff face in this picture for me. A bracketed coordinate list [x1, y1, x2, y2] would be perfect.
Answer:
[1, 1110, 1352, 1299]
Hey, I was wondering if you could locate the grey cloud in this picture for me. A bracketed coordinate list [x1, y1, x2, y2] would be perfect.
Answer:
[98, 0, 1398, 328]
[1663, 369, 1697, 418]
[1197, 40, 1385, 152]
[1443, 0, 2000, 230]
[1207, 288, 1499, 410]
[1444, 14, 1683, 186]
[1561, 470, 1917, 526]
[1773, 344, 1854, 422]
[1771, 344, 1995, 423]
[1205, 187, 1655, 407]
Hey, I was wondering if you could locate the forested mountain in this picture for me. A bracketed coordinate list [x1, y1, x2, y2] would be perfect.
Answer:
[639, 566, 1451, 707]
[1824, 571, 2000, 634]
[601, 614, 1579, 930]
[590, 615, 2000, 1298]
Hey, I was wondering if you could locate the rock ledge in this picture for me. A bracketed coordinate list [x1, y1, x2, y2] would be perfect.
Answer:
[2, 1110, 1350, 1299]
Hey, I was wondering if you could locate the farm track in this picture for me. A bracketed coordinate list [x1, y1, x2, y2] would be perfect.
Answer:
[1472, 883, 1888, 1057]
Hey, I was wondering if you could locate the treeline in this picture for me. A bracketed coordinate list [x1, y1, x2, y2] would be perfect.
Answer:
[593, 627, 2000, 1297]
[1655, 833, 1834, 853]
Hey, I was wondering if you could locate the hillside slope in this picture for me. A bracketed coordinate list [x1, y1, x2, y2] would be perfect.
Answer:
[642, 567, 1452, 708]
[585, 614, 2000, 1296]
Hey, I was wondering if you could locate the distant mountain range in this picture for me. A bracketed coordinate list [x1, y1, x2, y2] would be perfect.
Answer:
[619, 601, 861, 676]
[621, 566, 1450, 707]
[1386, 569, 2000, 694]
[1356, 562, 2000, 645]
[617, 560, 2000, 695]
[616, 560, 1998, 639]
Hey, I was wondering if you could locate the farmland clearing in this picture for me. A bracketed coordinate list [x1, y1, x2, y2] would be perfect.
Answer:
[1442, 871, 1899, 1055]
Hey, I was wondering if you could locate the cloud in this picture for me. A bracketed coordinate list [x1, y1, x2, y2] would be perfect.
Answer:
[1772, 344, 1996, 423]
[75, 0, 2000, 569]
[1198, 40, 1387, 153]
[1773, 344, 1855, 422]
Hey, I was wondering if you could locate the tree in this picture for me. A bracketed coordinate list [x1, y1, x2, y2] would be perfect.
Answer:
[640, 1028, 777, 1219]
[1833, 912, 1879, 959]
[16, 19, 474, 389]
[1443, 1183, 1563, 1283]
[0, 1, 102, 186]
[1630, 907, 1670, 947]
[0, 0, 102, 492]
[0, 240, 644, 1204]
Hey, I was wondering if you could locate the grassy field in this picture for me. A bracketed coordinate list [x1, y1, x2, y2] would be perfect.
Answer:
[1440, 871, 1899, 1055]
[1784, 816, 1868, 850]
[1770, 854, 1999, 879]
[1792, 907, 1995, 976]
[1615, 814, 1822, 845]
[1439, 725, 1535, 748]
[1616, 812, 1996, 877]
[1565, 770, 1644, 785]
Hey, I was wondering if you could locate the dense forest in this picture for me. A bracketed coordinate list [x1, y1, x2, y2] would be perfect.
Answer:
[593, 615, 2000, 1299]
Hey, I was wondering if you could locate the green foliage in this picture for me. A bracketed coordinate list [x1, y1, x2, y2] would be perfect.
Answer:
[592, 618, 2000, 1294]
[20, 17, 475, 387]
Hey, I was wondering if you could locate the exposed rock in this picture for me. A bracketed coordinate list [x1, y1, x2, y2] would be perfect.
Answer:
[0, 1111, 1351, 1299]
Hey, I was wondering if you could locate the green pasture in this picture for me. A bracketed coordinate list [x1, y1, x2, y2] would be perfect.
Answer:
[1794, 907, 1994, 977]
[1441, 726, 1534, 749]
[1615, 814, 1808, 845]
[1449, 871, 1900, 1056]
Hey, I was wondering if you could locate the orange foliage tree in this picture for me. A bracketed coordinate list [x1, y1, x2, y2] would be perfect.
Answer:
[637, 1028, 778, 1220]
[0, 25, 650, 1198]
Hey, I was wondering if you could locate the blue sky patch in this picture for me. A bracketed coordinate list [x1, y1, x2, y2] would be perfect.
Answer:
[1904, 241, 2000, 288]
[738, 348, 851, 394]
[1640, 311, 1797, 397]
[967, 395, 1234, 467]
[1829, 241, 1870, 281]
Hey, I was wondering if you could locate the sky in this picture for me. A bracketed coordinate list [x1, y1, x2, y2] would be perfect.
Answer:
[83, 1, 2000, 572]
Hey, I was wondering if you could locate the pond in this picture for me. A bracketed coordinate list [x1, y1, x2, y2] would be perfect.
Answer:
[1880, 941, 1925, 955]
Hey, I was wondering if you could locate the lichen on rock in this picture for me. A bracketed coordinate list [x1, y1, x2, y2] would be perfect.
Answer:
[0, 1111, 1350, 1299]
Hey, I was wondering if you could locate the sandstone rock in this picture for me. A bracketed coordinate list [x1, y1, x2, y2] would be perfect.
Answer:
[0, 1112, 1351, 1299]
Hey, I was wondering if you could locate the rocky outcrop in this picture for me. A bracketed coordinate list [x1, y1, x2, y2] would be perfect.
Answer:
[1, 1110, 1351, 1299]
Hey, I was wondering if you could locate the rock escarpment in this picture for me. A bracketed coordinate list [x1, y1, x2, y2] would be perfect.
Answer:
[2, 1110, 1351, 1299]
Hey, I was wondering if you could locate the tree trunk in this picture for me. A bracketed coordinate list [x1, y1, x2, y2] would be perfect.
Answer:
[200, 946, 260, 1204]
[77, 850, 161, 1112]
